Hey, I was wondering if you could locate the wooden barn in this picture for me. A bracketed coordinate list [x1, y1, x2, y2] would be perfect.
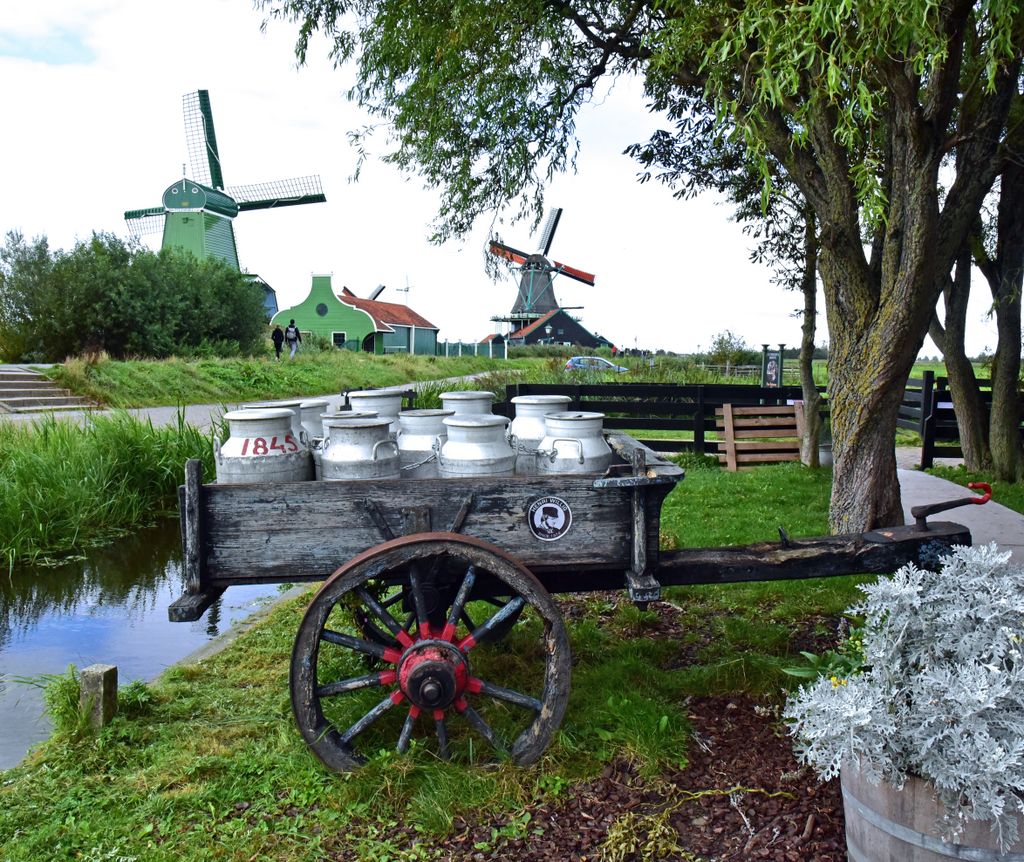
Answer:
[505, 309, 612, 349]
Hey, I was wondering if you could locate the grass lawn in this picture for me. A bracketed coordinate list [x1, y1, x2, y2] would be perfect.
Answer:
[0, 463, 874, 861]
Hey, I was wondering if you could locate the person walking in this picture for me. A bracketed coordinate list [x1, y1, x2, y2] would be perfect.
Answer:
[271, 325, 284, 360]
[284, 319, 301, 359]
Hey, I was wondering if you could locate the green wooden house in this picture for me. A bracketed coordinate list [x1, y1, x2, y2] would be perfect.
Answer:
[273, 275, 439, 354]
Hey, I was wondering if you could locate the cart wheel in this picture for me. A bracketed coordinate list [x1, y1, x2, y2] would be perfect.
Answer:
[290, 532, 571, 772]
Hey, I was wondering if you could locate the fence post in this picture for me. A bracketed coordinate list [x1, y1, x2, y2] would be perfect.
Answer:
[694, 386, 706, 456]
[919, 370, 936, 470]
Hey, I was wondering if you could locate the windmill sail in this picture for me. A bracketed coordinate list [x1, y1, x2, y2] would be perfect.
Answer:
[183, 90, 224, 190]
[124, 207, 167, 238]
[226, 176, 326, 211]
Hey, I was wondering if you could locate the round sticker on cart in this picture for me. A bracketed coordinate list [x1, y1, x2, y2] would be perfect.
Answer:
[528, 496, 572, 542]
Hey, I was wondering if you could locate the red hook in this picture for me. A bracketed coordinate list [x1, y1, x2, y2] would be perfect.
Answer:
[967, 482, 992, 504]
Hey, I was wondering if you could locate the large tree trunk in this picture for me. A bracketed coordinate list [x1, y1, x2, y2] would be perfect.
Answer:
[797, 211, 823, 467]
[930, 246, 991, 469]
[987, 157, 1024, 481]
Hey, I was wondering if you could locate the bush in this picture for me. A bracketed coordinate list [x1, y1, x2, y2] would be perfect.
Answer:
[0, 231, 266, 361]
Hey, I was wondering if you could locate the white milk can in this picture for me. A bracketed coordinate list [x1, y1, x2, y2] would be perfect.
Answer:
[313, 412, 377, 480]
[440, 390, 495, 416]
[537, 411, 613, 474]
[396, 409, 453, 478]
[299, 399, 330, 441]
[510, 394, 573, 449]
[346, 390, 404, 434]
[215, 409, 312, 484]
[438, 415, 515, 476]
[241, 400, 307, 446]
[320, 417, 401, 481]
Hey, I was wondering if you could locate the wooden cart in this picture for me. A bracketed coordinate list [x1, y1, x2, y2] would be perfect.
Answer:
[172, 433, 978, 771]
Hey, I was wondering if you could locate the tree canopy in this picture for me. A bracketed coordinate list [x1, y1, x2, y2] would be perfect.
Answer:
[259, 0, 1024, 530]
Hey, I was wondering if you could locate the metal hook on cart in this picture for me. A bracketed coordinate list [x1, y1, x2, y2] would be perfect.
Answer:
[911, 482, 991, 529]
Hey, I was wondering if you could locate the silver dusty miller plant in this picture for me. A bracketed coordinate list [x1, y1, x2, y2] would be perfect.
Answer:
[784, 543, 1024, 847]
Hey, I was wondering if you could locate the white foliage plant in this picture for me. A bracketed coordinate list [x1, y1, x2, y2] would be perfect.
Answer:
[784, 544, 1024, 846]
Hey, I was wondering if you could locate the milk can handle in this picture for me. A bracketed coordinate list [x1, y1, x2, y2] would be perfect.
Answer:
[213, 436, 222, 464]
[548, 437, 585, 464]
[372, 439, 400, 461]
[433, 436, 445, 467]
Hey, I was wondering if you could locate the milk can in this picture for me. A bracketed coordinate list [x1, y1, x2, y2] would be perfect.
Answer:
[396, 409, 453, 478]
[438, 415, 515, 476]
[241, 400, 306, 445]
[319, 410, 378, 439]
[320, 417, 401, 481]
[312, 413, 377, 480]
[299, 399, 331, 441]
[440, 390, 494, 417]
[537, 411, 613, 474]
[215, 409, 312, 484]
[510, 394, 573, 449]
[345, 390, 404, 434]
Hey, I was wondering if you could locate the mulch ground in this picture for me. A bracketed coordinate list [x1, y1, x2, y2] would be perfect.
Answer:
[436, 695, 845, 861]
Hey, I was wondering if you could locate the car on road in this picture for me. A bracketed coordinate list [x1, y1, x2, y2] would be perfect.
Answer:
[564, 356, 628, 373]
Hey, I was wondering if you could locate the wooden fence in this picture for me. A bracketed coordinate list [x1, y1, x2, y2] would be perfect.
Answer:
[497, 382, 823, 455]
[898, 371, 1024, 468]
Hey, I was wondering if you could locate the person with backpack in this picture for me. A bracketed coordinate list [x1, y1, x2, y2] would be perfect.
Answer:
[284, 319, 301, 359]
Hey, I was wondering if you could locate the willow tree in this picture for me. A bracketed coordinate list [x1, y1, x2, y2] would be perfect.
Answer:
[259, 0, 1024, 531]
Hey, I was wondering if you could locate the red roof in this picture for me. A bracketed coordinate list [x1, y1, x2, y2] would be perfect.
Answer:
[338, 295, 438, 331]
[507, 309, 559, 340]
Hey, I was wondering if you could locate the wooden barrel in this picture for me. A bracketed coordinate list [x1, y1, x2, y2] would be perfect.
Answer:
[841, 760, 1024, 860]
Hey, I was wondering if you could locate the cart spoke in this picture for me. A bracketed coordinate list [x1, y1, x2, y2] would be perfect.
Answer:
[397, 709, 417, 753]
[460, 608, 478, 632]
[459, 702, 507, 754]
[472, 678, 543, 713]
[408, 561, 432, 636]
[460, 597, 526, 650]
[445, 565, 476, 637]
[322, 628, 398, 662]
[435, 716, 450, 760]
[317, 671, 391, 698]
[382, 590, 404, 609]
[356, 586, 412, 645]
[339, 694, 400, 746]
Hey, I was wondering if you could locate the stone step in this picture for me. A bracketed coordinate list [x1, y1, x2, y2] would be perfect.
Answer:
[0, 379, 58, 390]
[0, 371, 45, 383]
[0, 386, 75, 399]
[3, 395, 92, 410]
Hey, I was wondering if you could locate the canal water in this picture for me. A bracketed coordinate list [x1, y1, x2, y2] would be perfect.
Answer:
[0, 521, 283, 770]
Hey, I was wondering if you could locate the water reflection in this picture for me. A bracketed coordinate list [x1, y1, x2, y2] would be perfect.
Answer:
[0, 521, 283, 770]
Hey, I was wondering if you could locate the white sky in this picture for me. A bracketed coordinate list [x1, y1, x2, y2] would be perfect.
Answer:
[0, 0, 999, 355]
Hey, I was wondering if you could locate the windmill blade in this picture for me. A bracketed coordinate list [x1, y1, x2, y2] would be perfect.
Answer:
[552, 260, 596, 286]
[226, 176, 326, 211]
[488, 240, 530, 265]
[183, 90, 224, 190]
[123, 207, 166, 238]
[537, 208, 563, 255]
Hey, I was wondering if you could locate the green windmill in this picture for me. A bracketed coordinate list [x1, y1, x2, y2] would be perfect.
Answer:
[124, 90, 326, 316]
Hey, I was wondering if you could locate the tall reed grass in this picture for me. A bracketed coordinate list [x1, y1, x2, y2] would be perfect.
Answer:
[0, 411, 214, 570]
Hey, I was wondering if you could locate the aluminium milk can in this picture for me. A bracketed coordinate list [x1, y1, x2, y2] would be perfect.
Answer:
[320, 417, 401, 481]
[537, 411, 613, 475]
[313, 412, 378, 480]
[510, 394, 573, 449]
[299, 399, 331, 441]
[241, 400, 307, 446]
[397, 409, 453, 477]
[439, 390, 495, 416]
[438, 415, 515, 476]
[345, 390, 404, 435]
[215, 409, 312, 484]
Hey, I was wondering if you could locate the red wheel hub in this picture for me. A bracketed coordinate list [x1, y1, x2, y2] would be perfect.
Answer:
[396, 639, 470, 711]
